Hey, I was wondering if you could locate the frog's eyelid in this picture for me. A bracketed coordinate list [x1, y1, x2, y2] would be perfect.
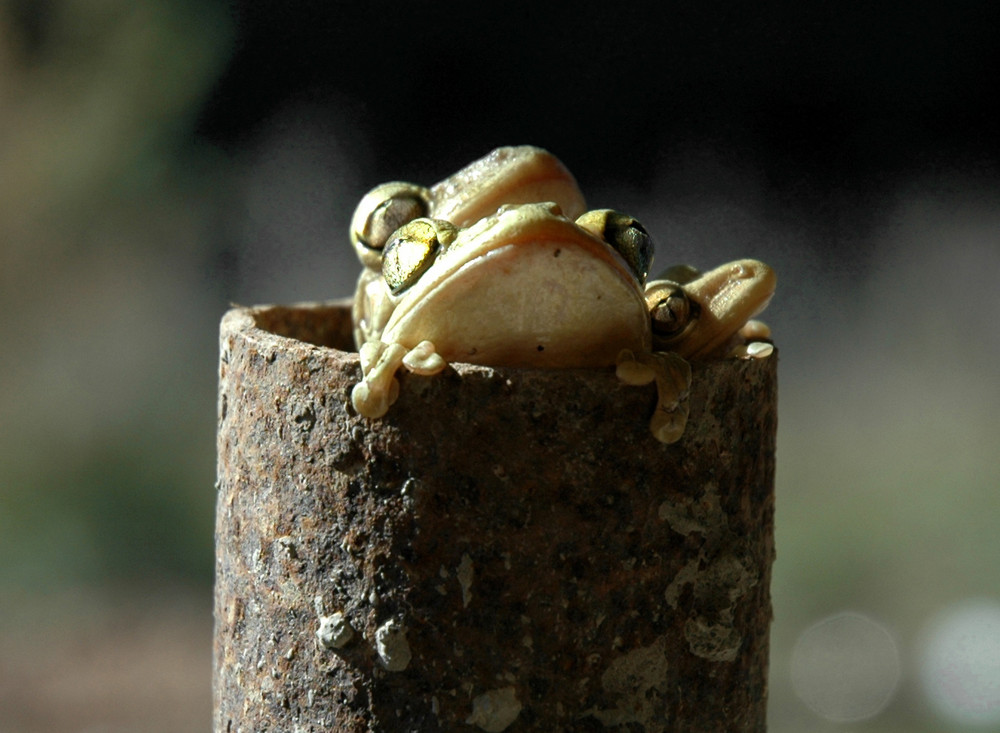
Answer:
[350, 183, 431, 269]
[363, 194, 429, 250]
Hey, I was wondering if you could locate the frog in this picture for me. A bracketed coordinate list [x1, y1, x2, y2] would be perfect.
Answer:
[347, 146, 775, 443]
[348, 146, 587, 353]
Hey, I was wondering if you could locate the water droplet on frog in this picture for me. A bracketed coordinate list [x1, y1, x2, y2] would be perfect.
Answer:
[746, 341, 774, 358]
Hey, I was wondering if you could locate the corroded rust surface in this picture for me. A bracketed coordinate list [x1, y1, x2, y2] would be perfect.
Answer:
[214, 301, 777, 732]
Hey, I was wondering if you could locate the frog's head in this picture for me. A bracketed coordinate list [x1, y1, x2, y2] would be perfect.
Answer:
[349, 146, 586, 273]
[645, 260, 777, 359]
[377, 202, 654, 368]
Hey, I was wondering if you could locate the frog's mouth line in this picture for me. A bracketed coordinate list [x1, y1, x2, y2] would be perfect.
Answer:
[388, 205, 639, 316]
[382, 237, 651, 368]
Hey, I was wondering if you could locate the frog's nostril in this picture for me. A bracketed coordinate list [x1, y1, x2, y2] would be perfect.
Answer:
[731, 262, 752, 279]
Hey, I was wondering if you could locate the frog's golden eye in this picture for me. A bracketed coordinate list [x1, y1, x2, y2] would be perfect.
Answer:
[382, 218, 457, 295]
[575, 209, 653, 283]
[351, 182, 431, 268]
[645, 280, 698, 343]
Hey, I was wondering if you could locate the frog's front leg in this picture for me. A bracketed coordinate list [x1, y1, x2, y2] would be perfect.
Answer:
[400, 340, 446, 375]
[351, 340, 448, 418]
[616, 349, 692, 444]
[352, 341, 406, 418]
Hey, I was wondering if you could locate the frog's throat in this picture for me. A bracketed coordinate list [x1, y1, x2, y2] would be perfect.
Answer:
[381, 240, 651, 368]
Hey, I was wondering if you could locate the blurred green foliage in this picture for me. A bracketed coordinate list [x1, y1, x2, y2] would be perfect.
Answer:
[0, 0, 232, 592]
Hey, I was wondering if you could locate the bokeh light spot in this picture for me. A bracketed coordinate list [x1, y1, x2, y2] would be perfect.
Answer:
[790, 612, 900, 722]
[919, 599, 1000, 726]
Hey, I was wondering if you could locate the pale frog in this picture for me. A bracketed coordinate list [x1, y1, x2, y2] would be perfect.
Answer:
[348, 146, 775, 443]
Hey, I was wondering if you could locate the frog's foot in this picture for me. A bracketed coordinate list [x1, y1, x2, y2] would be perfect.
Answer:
[352, 341, 407, 418]
[352, 340, 449, 418]
[616, 349, 692, 444]
[646, 352, 693, 444]
[401, 340, 447, 375]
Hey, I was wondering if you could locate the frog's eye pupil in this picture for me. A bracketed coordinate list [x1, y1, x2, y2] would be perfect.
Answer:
[363, 195, 428, 251]
[382, 219, 449, 295]
[650, 286, 694, 338]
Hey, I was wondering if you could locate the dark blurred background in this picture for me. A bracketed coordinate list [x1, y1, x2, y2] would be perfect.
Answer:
[2, 1, 999, 731]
